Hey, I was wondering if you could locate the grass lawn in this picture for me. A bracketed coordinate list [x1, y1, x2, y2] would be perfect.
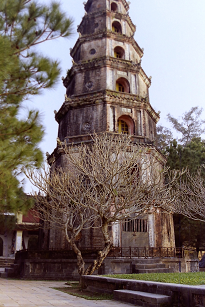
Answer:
[105, 272, 205, 285]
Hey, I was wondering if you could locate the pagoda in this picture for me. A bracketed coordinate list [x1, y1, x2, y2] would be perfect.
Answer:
[47, 0, 175, 251]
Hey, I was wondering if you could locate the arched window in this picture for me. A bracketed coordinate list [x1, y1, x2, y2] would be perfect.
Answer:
[112, 21, 122, 34]
[114, 46, 125, 59]
[117, 115, 135, 135]
[0, 237, 3, 256]
[118, 119, 128, 134]
[111, 2, 118, 12]
[116, 77, 130, 93]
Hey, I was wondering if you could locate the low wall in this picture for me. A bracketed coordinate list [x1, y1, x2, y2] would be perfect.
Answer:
[15, 256, 199, 280]
[15, 259, 94, 280]
[161, 258, 199, 273]
[82, 275, 205, 307]
[103, 257, 199, 274]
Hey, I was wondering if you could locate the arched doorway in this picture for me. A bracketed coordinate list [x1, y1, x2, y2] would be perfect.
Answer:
[116, 77, 130, 93]
[0, 237, 3, 256]
[118, 115, 134, 135]
[114, 46, 125, 59]
[28, 235, 39, 251]
[112, 21, 122, 34]
[111, 2, 118, 12]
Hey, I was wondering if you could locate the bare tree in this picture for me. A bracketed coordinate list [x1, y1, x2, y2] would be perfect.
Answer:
[172, 168, 205, 222]
[26, 133, 181, 276]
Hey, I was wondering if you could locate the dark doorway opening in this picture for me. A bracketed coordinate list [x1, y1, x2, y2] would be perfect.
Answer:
[0, 237, 3, 256]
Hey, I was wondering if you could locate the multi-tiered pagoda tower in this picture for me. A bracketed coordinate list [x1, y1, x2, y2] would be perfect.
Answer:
[47, 0, 175, 251]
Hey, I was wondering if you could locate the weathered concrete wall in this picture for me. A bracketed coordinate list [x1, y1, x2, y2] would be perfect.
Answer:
[16, 256, 199, 280]
[161, 258, 199, 273]
[82, 276, 205, 307]
[154, 211, 176, 248]
[121, 232, 149, 248]
[66, 67, 107, 97]
[58, 103, 107, 140]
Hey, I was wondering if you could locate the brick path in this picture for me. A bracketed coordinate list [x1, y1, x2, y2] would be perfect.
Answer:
[0, 279, 132, 307]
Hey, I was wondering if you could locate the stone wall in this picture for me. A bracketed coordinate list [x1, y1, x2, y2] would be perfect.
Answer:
[81, 276, 205, 307]
[15, 256, 199, 280]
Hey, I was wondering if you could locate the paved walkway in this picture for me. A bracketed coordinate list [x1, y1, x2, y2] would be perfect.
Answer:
[0, 279, 132, 307]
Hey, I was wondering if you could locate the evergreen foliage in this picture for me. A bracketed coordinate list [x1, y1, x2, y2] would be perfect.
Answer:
[0, 0, 73, 212]
[156, 107, 205, 251]
[167, 107, 205, 145]
[166, 138, 205, 175]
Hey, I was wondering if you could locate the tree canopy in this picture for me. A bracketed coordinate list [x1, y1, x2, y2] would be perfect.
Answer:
[167, 107, 205, 145]
[156, 107, 205, 250]
[26, 133, 180, 275]
[0, 0, 73, 212]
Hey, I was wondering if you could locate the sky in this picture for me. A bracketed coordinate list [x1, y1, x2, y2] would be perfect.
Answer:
[23, 0, 205, 192]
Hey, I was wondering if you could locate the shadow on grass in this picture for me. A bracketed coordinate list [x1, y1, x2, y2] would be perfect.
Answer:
[54, 281, 113, 300]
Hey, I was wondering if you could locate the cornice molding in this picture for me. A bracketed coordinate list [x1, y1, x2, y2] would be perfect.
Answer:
[84, 0, 130, 13]
[77, 9, 136, 34]
[63, 56, 151, 89]
[55, 89, 159, 124]
[47, 135, 166, 166]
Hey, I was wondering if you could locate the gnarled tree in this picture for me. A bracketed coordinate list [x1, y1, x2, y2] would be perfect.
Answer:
[26, 133, 181, 275]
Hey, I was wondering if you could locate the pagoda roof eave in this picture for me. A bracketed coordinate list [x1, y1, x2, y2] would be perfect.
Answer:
[48, 135, 166, 166]
[77, 9, 136, 34]
[55, 89, 160, 124]
[70, 30, 144, 59]
[63, 56, 151, 89]
[85, 0, 130, 12]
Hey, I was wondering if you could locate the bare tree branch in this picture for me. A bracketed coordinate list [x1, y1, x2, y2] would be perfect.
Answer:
[26, 133, 183, 275]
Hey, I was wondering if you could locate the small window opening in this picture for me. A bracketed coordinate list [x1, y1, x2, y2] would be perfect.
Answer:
[116, 77, 130, 93]
[112, 21, 122, 34]
[123, 219, 148, 232]
[118, 119, 128, 134]
[111, 2, 118, 12]
[119, 83, 124, 92]
[114, 46, 125, 59]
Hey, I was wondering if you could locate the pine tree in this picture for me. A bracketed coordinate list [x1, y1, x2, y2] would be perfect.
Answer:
[0, 0, 73, 212]
[166, 138, 205, 175]
[167, 106, 205, 145]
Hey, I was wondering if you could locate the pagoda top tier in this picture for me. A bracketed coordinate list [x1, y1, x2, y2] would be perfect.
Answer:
[84, 0, 130, 13]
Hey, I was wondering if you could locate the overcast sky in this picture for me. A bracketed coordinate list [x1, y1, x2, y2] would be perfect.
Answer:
[23, 0, 205, 192]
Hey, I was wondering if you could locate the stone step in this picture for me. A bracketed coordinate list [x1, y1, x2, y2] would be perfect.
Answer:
[0, 258, 15, 268]
[133, 258, 163, 265]
[135, 268, 171, 274]
[114, 289, 171, 307]
[0, 263, 14, 268]
[134, 263, 166, 269]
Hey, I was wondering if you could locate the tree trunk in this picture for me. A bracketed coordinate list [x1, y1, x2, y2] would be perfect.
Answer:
[70, 240, 86, 276]
[84, 220, 112, 275]
[65, 230, 85, 276]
